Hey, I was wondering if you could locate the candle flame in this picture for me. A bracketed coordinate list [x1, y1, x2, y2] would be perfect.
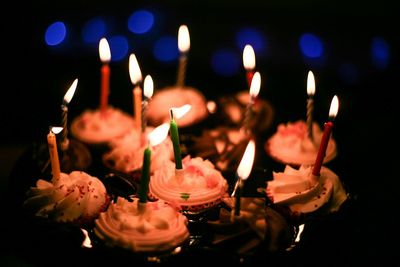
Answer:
[178, 25, 190, 53]
[99, 38, 111, 63]
[148, 123, 170, 147]
[170, 104, 191, 120]
[81, 229, 92, 248]
[51, 127, 63, 134]
[307, 71, 315, 96]
[249, 71, 261, 98]
[243, 44, 256, 70]
[144, 75, 154, 98]
[206, 101, 217, 114]
[129, 53, 143, 85]
[63, 78, 78, 104]
[237, 140, 256, 180]
[329, 95, 339, 118]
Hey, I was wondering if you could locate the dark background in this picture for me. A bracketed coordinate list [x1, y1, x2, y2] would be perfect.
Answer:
[1, 0, 398, 265]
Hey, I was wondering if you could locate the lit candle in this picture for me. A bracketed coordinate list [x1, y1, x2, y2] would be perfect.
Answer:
[306, 70, 316, 140]
[138, 123, 170, 203]
[99, 38, 111, 115]
[47, 127, 63, 185]
[141, 75, 154, 133]
[243, 44, 256, 88]
[60, 78, 78, 150]
[233, 140, 256, 218]
[176, 24, 190, 87]
[129, 53, 143, 129]
[243, 71, 261, 132]
[312, 95, 339, 176]
[169, 104, 191, 169]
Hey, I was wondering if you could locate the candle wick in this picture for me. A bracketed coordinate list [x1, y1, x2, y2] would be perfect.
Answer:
[169, 109, 174, 120]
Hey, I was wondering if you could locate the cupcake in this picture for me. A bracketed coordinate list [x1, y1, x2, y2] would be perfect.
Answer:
[265, 164, 348, 218]
[23, 171, 110, 227]
[102, 127, 173, 175]
[146, 86, 209, 129]
[265, 120, 337, 166]
[70, 106, 135, 145]
[149, 155, 229, 213]
[93, 197, 190, 254]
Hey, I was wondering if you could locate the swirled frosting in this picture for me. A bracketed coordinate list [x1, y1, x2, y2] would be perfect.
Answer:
[149, 156, 229, 212]
[266, 120, 337, 166]
[70, 106, 134, 144]
[94, 197, 190, 253]
[23, 171, 109, 225]
[146, 86, 208, 127]
[102, 128, 173, 173]
[266, 165, 347, 214]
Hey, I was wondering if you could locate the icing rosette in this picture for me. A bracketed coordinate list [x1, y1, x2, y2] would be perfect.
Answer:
[146, 86, 208, 128]
[94, 197, 190, 253]
[149, 156, 229, 212]
[23, 171, 109, 225]
[266, 120, 337, 166]
[70, 106, 135, 144]
[102, 128, 173, 174]
[266, 165, 347, 214]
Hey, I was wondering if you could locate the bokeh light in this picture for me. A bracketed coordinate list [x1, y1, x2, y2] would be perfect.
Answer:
[128, 10, 154, 34]
[45, 21, 67, 46]
[211, 49, 241, 77]
[82, 17, 106, 44]
[371, 36, 390, 70]
[153, 36, 178, 62]
[299, 33, 324, 58]
[235, 27, 267, 56]
[109, 35, 129, 62]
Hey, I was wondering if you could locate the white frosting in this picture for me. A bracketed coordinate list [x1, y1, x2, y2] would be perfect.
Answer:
[70, 106, 135, 144]
[267, 165, 347, 214]
[94, 197, 190, 253]
[102, 128, 173, 173]
[266, 120, 337, 166]
[146, 86, 208, 127]
[149, 156, 228, 211]
[23, 171, 109, 224]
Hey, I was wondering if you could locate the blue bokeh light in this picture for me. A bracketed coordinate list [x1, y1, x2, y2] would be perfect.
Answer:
[153, 36, 178, 62]
[235, 27, 267, 55]
[211, 49, 241, 77]
[109, 35, 129, 62]
[45, 21, 67, 46]
[82, 17, 106, 44]
[299, 33, 324, 58]
[371, 36, 390, 69]
[128, 10, 154, 34]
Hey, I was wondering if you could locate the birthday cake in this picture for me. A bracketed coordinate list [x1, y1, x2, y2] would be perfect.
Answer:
[149, 155, 229, 213]
[23, 171, 110, 227]
[70, 106, 135, 145]
[102, 128, 173, 175]
[93, 197, 190, 254]
[146, 86, 209, 128]
[265, 120, 337, 166]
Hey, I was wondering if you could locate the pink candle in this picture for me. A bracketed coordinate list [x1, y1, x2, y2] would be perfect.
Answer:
[312, 95, 339, 176]
[99, 38, 111, 115]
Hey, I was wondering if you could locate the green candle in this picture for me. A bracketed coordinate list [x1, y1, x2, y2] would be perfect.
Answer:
[169, 109, 183, 169]
[138, 145, 151, 203]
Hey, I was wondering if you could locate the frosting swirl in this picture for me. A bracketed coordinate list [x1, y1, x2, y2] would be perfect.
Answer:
[149, 156, 229, 212]
[266, 120, 337, 166]
[70, 106, 134, 144]
[23, 171, 109, 225]
[266, 165, 347, 214]
[103, 128, 173, 173]
[94, 197, 190, 253]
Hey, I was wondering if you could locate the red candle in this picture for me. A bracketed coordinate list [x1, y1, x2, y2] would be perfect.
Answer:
[243, 44, 256, 88]
[99, 38, 111, 114]
[312, 95, 339, 176]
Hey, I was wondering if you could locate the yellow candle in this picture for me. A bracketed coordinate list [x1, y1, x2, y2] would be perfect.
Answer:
[129, 53, 143, 129]
[47, 127, 62, 184]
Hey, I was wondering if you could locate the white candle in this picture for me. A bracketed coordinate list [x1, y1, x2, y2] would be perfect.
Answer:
[176, 25, 190, 87]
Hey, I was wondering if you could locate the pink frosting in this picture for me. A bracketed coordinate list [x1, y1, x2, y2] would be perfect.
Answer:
[70, 106, 135, 144]
[266, 120, 337, 166]
[102, 128, 173, 173]
[23, 171, 109, 224]
[149, 156, 229, 212]
[94, 197, 190, 253]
